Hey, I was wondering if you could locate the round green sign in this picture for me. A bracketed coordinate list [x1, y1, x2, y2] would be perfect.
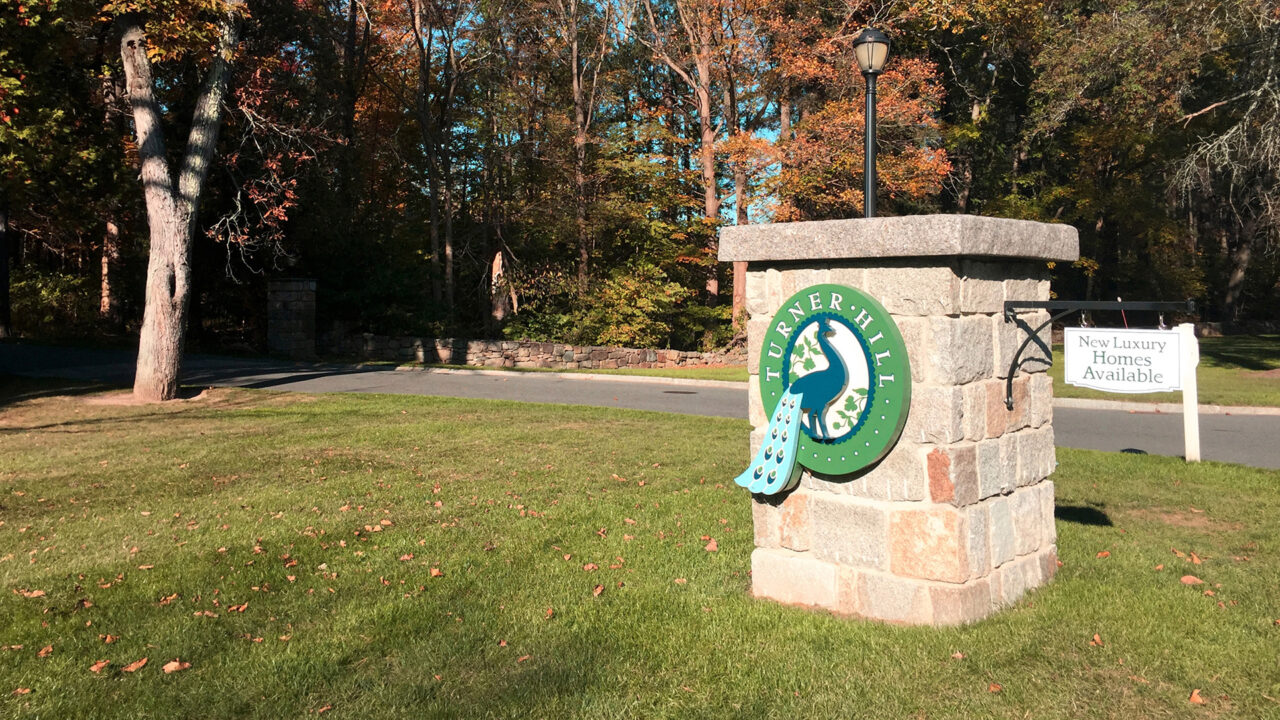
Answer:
[756, 283, 912, 477]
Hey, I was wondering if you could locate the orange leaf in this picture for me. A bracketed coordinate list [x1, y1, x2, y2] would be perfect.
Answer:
[545, 607, 554, 619]
[950, 652, 964, 660]
[1171, 548, 1187, 559]
[162, 659, 190, 674]
[317, 704, 332, 714]
[582, 563, 598, 571]
[516, 655, 531, 663]
[12, 688, 31, 695]
[1096, 551, 1110, 559]
[16, 589, 45, 599]
[37, 645, 52, 658]
[1189, 688, 1205, 704]
[623, 518, 636, 525]
[498, 640, 507, 647]
[1154, 564, 1164, 571]
[1190, 552, 1202, 565]
[674, 578, 687, 585]
[138, 565, 154, 570]
[592, 584, 604, 597]
[988, 683, 1003, 693]
[1181, 575, 1204, 585]
[89, 660, 109, 673]
[159, 593, 178, 606]
[399, 554, 413, 562]
[429, 567, 443, 577]
[704, 539, 718, 552]
[122, 657, 148, 673]
[1089, 634, 1103, 646]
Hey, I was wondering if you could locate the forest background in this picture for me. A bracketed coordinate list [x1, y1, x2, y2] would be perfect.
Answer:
[2, 0, 1277, 358]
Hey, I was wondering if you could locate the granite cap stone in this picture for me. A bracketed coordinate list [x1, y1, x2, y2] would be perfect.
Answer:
[718, 215, 1079, 263]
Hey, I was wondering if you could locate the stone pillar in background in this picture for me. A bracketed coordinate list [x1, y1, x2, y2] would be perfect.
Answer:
[267, 278, 316, 359]
[719, 215, 1079, 626]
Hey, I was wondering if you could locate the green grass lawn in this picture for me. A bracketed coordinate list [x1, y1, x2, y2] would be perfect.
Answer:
[1, 378, 1278, 718]
[1050, 335, 1280, 407]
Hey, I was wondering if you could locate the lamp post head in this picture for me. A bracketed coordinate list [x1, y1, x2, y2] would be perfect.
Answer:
[852, 27, 890, 75]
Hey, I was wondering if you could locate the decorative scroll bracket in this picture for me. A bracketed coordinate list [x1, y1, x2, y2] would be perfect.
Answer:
[1001, 299, 1196, 410]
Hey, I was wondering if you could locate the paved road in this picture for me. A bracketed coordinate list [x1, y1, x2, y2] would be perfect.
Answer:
[4, 343, 1279, 469]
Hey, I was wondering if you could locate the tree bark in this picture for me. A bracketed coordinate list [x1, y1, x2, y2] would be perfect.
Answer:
[1223, 220, 1256, 322]
[0, 191, 11, 339]
[100, 219, 120, 322]
[120, 4, 241, 401]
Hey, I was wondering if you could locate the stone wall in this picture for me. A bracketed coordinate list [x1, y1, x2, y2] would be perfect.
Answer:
[267, 279, 316, 359]
[323, 333, 745, 370]
[722, 215, 1078, 626]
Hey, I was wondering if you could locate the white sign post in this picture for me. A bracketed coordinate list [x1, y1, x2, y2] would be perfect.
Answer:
[1064, 325, 1201, 462]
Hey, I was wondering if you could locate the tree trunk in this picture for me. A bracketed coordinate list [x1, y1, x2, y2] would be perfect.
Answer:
[732, 162, 748, 328]
[695, 54, 718, 306]
[1222, 221, 1256, 322]
[120, 4, 240, 401]
[0, 192, 11, 339]
[100, 219, 120, 322]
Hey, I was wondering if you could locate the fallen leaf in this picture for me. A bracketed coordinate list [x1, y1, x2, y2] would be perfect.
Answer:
[12, 688, 31, 696]
[137, 565, 154, 570]
[1171, 547, 1187, 559]
[162, 659, 190, 674]
[37, 645, 52, 658]
[1155, 564, 1164, 571]
[1203, 590, 1215, 597]
[582, 563, 598, 571]
[498, 640, 507, 647]
[988, 683, 1003, 693]
[1189, 689, 1205, 704]
[228, 602, 249, 612]
[398, 554, 413, 562]
[704, 539, 718, 552]
[317, 704, 332, 714]
[592, 584, 604, 597]
[102, 634, 119, 643]
[159, 593, 178, 606]
[1181, 575, 1204, 585]
[1089, 634, 1103, 647]
[16, 589, 45, 599]
[90, 660, 109, 673]
[545, 607, 554, 619]
[1096, 551, 1111, 559]
[122, 657, 148, 673]
[1190, 552, 1202, 565]
[951, 652, 964, 660]
[674, 578, 687, 585]
[429, 567, 443, 577]
[517, 655, 531, 663]
[623, 518, 636, 525]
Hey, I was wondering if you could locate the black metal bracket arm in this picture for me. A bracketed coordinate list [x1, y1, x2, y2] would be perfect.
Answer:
[1000, 299, 1196, 410]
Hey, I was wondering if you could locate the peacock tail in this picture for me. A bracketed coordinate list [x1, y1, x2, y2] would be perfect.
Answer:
[733, 389, 804, 496]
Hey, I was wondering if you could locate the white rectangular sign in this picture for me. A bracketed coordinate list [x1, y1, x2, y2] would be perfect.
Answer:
[1064, 327, 1183, 393]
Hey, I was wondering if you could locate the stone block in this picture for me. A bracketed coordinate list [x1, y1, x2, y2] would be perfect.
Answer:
[857, 572, 933, 625]
[719, 215, 1080, 264]
[994, 311, 1052, 379]
[976, 438, 1011, 500]
[746, 270, 769, 316]
[809, 495, 889, 571]
[965, 504, 990, 579]
[835, 565, 862, 616]
[892, 316, 931, 388]
[889, 506, 970, 583]
[961, 381, 988, 442]
[1016, 427, 1057, 486]
[862, 262, 961, 316]
[902, 384, 964, 445]
[1028, 373, 1054, 429]
[926, 316, 995, 385]
[749, 427, 766, 457]
[958, 260, 1008, 314]
[930, 578, 992, 626]
[927, 443, 978, 506]
[988, 496, 1015, 567]
[746, 316, 769, 373]
[879, 441, 927, 501]
[1004, 266, 1051, 304]
[828, 265, 867, 291]
[748, 382, 766, 428]
[1039, 545, 1059, 583]
[984, 378, 1011, 438]
[1039, 480, 1057, 546]
[1010, 486, 1042, 556]
[751, 548, 837, 609]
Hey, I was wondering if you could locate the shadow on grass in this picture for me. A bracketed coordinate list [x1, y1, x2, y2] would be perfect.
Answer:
[1199, 335, 1280, 371]
[1054, 503, 1113, 526]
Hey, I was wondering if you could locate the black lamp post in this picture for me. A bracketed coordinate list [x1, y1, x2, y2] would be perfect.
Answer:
[853, 27, 890, 218]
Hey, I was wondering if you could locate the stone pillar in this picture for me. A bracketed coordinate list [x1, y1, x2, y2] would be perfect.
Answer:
[267, 278, 317, 359]
[720, 215, 1079, 626]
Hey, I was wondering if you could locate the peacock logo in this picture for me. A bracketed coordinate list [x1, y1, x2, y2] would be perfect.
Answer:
[734, 283, 912, 496]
